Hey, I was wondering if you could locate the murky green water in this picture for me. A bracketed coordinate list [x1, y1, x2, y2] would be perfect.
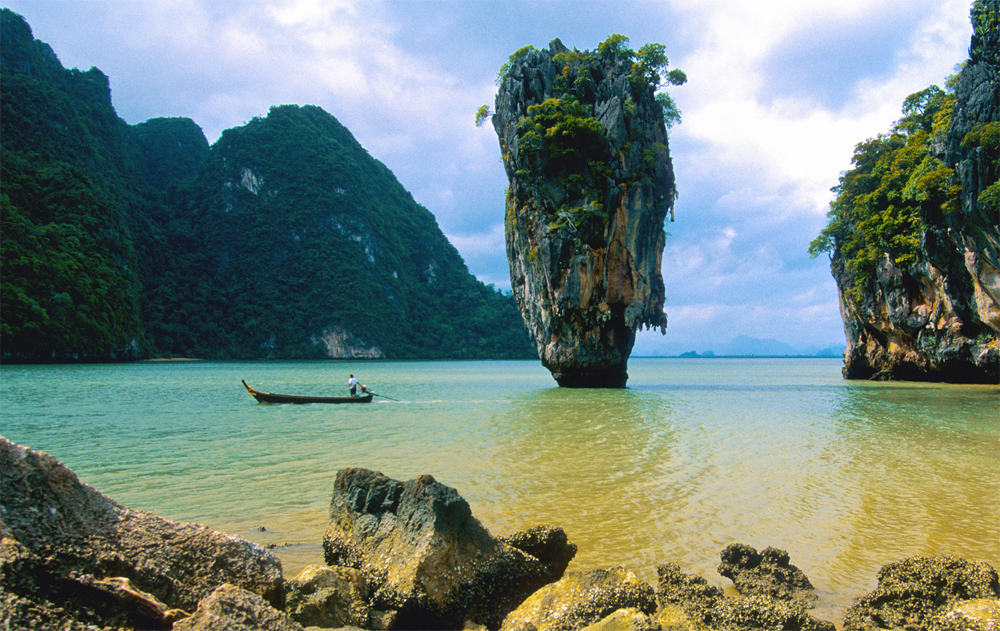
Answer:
[1, 358, 997, 624]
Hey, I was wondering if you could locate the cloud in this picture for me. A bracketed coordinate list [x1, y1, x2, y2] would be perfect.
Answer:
[446, 223, 510, 287]
[671, 0, 969, 216]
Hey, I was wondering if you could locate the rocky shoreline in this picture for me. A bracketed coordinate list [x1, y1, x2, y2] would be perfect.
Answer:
[2, 437, 998, 630]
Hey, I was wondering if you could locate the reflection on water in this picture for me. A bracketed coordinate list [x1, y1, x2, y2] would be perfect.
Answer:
[478, 388, 680, 576]
[1, 359, 997, 625]
[820, 382, 1000, 599]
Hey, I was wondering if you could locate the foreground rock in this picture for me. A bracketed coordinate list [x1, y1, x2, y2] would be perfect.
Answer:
[717, 543, 818, 605]
[657, 557, 833, 631]
[709, 595, 834, 631]
[0, 437, 284, 628]
[937, 599, 1000, 631]
[174, 583, 304, 631]
[655, 561, 724, 626]
[323, 468, 576, 629]
[284, 565, 372, 628]
[4, 443, 997, 631]
[500, 567, 657, 631]
[843, 555, 1000, 631]
[491, 37, 680, 387]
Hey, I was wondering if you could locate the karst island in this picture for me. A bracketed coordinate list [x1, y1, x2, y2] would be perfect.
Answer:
[480, 36, 687, 388]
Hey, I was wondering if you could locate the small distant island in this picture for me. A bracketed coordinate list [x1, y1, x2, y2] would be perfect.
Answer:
[677, 350, 843, 359]
[671, 336, 845, 358]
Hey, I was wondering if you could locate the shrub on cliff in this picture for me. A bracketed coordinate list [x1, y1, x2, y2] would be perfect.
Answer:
[808, 84, 960, 304]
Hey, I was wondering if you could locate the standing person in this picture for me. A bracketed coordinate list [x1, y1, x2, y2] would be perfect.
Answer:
[348, 374, 359, 397]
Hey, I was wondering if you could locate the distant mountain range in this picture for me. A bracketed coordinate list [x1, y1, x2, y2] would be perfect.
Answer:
[674, 336, 845, 358]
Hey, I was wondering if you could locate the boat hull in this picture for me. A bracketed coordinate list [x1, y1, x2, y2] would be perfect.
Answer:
[242, 380, 373, 404]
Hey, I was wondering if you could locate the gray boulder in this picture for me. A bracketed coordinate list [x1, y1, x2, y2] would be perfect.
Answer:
[717, 543, 817, 604]
[843, 555, 1000, 631]
[0, 437, 284, 626]
[500, 567, 657, 631]
[323, 467, 576, 629]
[173, 583, 303, 631]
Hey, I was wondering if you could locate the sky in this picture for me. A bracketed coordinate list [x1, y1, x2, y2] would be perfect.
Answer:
[4, 0, 974, 355]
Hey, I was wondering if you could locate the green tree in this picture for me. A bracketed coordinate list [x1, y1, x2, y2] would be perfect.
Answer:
[809, 85, 959, 304]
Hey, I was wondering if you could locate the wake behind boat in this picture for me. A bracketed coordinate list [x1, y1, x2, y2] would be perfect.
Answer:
[242, 380, 373, 404]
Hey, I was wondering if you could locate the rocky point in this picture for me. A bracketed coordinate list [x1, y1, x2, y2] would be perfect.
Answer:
[830, 0, 999, 383]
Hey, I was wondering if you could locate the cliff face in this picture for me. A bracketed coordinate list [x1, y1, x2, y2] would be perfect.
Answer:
[492, 39, 675, 387]
[1, 9, 533, 362]
[160, 104, 532, 360]
[834, 0, 999, 383]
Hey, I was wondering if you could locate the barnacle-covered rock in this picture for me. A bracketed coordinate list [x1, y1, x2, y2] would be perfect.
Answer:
[843, 555, 1000, 631]
[500, 567, 657, 631]
[717, 543, 817, 605]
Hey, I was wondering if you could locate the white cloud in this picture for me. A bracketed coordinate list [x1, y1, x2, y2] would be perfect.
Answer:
[671, 0, 970, 222]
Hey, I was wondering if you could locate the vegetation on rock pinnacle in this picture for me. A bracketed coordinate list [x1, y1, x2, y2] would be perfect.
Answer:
[809, 0, 998, 383]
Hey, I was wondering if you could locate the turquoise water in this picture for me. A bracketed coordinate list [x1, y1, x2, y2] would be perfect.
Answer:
[1, 358, 997, 624]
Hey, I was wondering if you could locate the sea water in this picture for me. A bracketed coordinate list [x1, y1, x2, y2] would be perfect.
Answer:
[1, 358, 997, 624]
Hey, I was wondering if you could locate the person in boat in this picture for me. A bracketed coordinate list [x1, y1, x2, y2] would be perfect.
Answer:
[348, 374, 360, 397]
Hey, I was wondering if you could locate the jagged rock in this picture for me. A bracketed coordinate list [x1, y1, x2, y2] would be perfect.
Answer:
[0, 437, 284, 627]
[173, 583, 304, 631]
[654, 604, 705, 631]
[710, 594, 834, 631]
[581, 607, 657, 631]
[500, 525, 580, 580]
[284, 565, 372, 628]
[835, 0, 999, 383]
[0, 590, 95, 631]
[500, 567, 657, 631]
[843, 555, 1000, 631]
[717, 543, 817, 605]
[322, 468, 576, 630]
[491, 38, 676, 387]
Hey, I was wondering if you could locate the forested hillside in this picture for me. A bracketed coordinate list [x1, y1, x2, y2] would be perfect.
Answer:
[0, 9, 533, 361]
[1, 9, 145, 360]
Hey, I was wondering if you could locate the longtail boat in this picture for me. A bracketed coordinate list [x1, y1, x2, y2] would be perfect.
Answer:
[242, 380, 373, 404]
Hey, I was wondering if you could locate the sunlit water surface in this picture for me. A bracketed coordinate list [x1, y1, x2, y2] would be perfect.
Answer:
[2, 358, 997, 625]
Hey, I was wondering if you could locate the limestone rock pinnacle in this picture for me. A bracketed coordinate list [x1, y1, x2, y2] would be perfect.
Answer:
[491, 38, 677, 387]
